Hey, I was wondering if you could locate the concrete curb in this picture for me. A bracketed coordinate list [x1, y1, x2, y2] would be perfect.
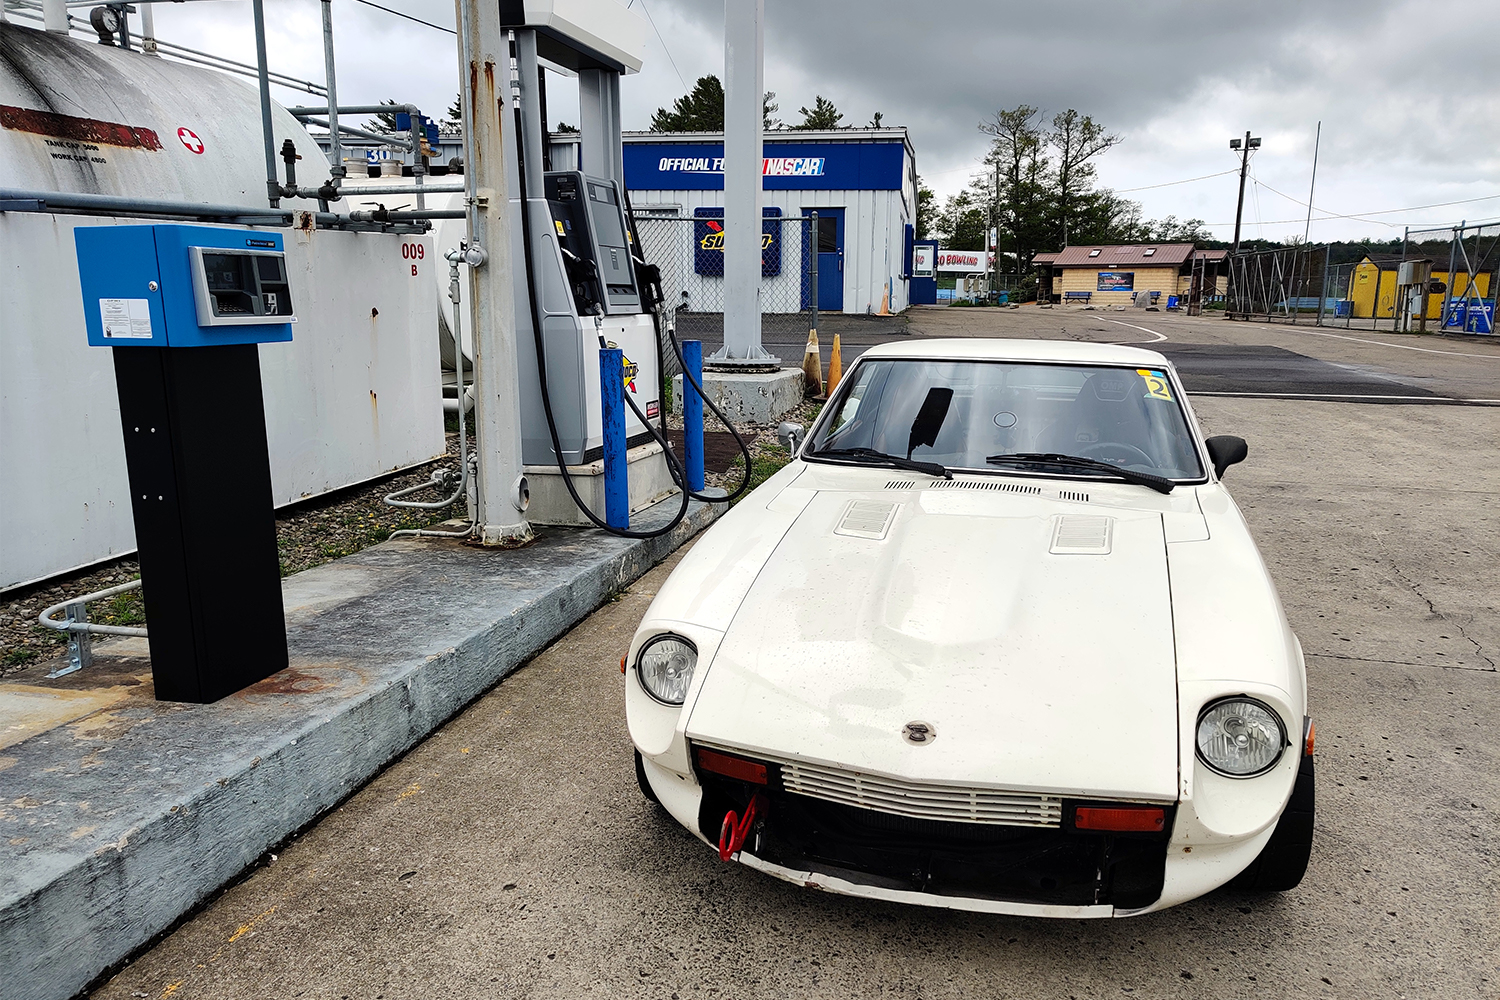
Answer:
[0, 500, 721, 1000]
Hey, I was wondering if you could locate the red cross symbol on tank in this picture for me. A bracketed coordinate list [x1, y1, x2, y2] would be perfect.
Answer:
[177, 127, 204, 154]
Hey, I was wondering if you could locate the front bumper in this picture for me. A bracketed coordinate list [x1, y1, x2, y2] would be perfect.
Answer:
[640, 748, 1284, 917]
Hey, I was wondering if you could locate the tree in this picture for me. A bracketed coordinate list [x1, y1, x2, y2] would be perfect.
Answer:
[763, 91, 782, 129]
[934, 190, 987, 250]
[441, 94, 463, 136]
[795, 96, 844, 130]
[916, 180, 937, 241]
[363, 98, 405, 135]
[869, 111, 884, 128]
[1048, 109, 1121, 245]
[649, 75, 782, 131]
[650, 75, 724, 131]
[555, 122, 579, 134]
[980, 104, 1049, 270]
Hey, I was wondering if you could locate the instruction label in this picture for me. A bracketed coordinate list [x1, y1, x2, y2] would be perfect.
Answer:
[1137, 369, 1173, 401]
[100, 298, 154, 339]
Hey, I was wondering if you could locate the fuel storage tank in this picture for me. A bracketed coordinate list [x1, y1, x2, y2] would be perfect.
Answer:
[0, 24, 443, 590]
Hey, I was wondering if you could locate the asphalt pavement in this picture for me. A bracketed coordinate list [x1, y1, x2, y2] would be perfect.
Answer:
[90, 308, 1499, 1000]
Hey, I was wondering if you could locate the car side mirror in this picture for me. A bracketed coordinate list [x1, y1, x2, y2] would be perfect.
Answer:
[1205, 435, 1248, 478]
[777, 421, 805, 453]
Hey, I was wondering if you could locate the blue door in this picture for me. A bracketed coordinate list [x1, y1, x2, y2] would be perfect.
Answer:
[814, 208, 845, 311]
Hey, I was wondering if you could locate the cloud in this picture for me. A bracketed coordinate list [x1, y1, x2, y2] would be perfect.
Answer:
[143, 0, 1500, 241]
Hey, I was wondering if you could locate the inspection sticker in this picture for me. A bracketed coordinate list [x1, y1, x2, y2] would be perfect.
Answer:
[1137, 369, 1173, 401]
[100, 298, 153, 339]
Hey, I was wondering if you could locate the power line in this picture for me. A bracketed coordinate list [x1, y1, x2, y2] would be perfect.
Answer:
[351, 0, 455, 34]
[1248, 179, 1500, 227]
[1114, 168, 1239, 193]
[632, 0, 688, 92]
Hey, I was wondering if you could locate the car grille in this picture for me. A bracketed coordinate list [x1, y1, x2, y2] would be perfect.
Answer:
[698, 744, 1062, 828]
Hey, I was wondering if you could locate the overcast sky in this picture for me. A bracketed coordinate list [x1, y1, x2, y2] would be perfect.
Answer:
[146, 0, 1500, 243]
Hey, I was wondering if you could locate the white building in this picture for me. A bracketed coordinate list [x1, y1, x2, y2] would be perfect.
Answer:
[553, 128, 917, 316]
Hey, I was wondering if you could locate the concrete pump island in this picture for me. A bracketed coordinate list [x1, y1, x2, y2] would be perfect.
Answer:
[1, 1, 1497, 1000]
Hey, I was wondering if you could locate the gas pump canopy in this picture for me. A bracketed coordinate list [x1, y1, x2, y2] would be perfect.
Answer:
[500, 0, 647, 74]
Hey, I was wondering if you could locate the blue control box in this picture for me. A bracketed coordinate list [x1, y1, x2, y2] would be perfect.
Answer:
[75, 224, 296, 348]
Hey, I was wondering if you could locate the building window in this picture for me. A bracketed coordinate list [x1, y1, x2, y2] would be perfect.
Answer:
[1088, 249, 1101, 257]
[1143, 247, 1157, 257]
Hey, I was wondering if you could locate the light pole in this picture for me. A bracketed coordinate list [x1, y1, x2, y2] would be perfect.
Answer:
[1229, 131, 1261, 257]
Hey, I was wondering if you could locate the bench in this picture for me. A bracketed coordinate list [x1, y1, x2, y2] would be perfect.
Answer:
[1063, 291, 1092, 304]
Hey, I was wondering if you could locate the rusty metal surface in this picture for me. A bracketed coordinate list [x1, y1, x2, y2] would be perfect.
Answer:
[0, 104, 162, 150]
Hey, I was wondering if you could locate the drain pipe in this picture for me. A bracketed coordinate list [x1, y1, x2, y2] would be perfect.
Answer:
[319, 0, 345, 191]
[252, 0, 280, 208]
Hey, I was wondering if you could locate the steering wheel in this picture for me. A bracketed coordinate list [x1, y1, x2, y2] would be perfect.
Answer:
[1078, 442, 1155, 468]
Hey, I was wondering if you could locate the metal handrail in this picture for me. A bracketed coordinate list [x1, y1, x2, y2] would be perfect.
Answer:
[38, 580, 148, 637]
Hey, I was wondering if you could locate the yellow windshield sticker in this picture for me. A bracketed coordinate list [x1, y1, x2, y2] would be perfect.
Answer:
[1138, 369, 1174, 401]
[554, 219, 565, 236]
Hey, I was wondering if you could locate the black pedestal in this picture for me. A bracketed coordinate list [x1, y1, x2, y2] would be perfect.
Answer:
[112, 345, 288, 703]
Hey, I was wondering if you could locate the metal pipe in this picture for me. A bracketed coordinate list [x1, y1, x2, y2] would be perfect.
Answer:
[296, 117, 403, 148]
[290, 104, 422, 117]
[139, 2, 157, 54]
[455, 0, 532, 547]
[329, 183, 465, 196]
[42, 0, 67, 33]
[39, 580, 148, 638]
[319, 0, 344, 187]
[1, 187, 291, 218]
[251, 0, 280, 208]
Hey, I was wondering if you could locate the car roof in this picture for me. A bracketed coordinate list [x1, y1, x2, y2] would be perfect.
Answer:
[858, 338, 1172, 368]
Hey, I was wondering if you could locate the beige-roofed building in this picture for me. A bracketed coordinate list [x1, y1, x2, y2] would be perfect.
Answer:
[1034, 244, 1226, 307]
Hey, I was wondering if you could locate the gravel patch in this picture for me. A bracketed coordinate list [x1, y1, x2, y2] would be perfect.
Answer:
[1, 433, 466, 680]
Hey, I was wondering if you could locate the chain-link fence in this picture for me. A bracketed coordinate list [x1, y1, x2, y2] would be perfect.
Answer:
[631, 213, 817, 366]
[1224, 221, 1497, 333]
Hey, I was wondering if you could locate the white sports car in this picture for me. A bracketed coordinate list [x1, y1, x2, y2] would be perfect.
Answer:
[625, 339, 1313, 917]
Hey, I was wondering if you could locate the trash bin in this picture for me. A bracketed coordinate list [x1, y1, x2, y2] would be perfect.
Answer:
[1335, 300, 1353, 318]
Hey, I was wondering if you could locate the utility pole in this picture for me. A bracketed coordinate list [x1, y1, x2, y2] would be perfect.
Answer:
[1229, 131, 1260, 257]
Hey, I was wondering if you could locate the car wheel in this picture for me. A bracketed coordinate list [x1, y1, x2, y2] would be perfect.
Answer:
[1229, 752, 1315, 891]
[634, 749, 661, 805]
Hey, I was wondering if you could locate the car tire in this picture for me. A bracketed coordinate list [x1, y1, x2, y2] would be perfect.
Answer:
[1229, 752, 1315, 892]
[634, 749, 661, 805]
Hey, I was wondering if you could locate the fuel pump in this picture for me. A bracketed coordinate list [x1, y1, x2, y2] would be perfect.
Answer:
[502, 1, 750, 532]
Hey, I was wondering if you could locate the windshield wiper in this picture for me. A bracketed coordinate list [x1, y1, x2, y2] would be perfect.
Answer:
[810, 447, 953, 480]
[984, 453, 1175, 494]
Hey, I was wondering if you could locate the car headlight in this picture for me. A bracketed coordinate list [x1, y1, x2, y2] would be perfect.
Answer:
[636, 634, 696, 705]
[1195, 697, 1287, 777]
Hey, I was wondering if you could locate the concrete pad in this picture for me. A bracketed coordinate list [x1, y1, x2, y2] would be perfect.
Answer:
[673, 368, 804, 425]
[0, 498, 721, 1000]
[524, 441, 680, 527]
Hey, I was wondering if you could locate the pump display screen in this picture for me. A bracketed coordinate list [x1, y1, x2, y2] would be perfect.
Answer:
[189, 247, 296, 325]
[587, 182, 628, 249]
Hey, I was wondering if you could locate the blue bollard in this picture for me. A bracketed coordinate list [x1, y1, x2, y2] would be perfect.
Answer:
[599, 347, 629, 529]
[682, 339, 705, 493]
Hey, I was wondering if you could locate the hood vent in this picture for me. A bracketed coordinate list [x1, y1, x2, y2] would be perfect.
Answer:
[835, 500, 900, 539]
[1058, 490, 1091, 503]
[1050, 515, 1113, 554]
[886, 479, 1042, 495]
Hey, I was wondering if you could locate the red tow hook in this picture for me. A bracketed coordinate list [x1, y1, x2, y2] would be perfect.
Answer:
[718, 792, 767, 861]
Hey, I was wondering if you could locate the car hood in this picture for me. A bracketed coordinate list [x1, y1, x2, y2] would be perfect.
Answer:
[685, 488, 1180, 800]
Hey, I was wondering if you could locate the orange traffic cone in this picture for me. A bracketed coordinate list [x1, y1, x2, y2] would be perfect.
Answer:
[801, 328, 823, 397]
[827, 333, 843, 396]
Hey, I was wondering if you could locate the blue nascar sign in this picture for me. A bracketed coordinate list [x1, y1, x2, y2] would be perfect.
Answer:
[626, 140, 904, 191]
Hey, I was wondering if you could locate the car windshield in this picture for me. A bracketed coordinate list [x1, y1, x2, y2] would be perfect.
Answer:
[807, 358, 1205, 480]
